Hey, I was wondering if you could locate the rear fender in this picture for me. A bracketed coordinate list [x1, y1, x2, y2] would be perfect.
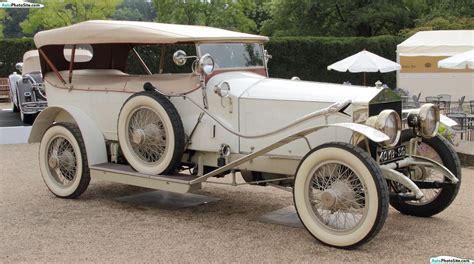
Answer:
[29, 105, 107, 165]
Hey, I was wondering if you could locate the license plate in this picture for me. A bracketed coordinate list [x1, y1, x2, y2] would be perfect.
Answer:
[378, 145, 406, 164]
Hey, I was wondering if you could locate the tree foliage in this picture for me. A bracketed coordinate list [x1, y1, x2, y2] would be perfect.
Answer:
[260, 0, 473, 37]
[1, 8, 29, 38]
[153, 0, 257, 33]
[400, 0, 474, 36]
[112, 0, 156, 21]
[20, 0, 122, 36]
[0, 10, 5, 39]
[1, 0, 471, 39]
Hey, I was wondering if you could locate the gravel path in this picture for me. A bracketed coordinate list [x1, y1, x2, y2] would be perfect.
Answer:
[1, 143, 473, 263]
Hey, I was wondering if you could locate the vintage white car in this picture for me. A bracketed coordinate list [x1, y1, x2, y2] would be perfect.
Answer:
[8, 50, 47, 124]
[29, 20, 461, 248]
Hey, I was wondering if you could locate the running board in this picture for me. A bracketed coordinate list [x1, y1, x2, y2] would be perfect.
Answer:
[89, 163, 201, 193]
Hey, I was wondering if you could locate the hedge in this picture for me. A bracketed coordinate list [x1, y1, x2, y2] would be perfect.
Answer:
[0, 35, 404, 87]
[0, 38, 36, 77]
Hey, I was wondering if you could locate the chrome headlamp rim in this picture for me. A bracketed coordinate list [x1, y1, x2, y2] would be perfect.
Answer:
[377, 110, 401, 147]
[418, 104, 440, 138]
[366, 109, 401, 147]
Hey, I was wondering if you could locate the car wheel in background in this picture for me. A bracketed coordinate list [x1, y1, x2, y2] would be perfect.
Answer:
[389, 130, 462, 217]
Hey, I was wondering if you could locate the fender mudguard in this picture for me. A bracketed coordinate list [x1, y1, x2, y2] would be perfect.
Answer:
[29, 105, 107, 166]
[440, 114, 457, 127]
[8, 73, 21, 106]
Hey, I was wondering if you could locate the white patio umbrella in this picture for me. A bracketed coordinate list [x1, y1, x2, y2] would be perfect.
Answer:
[437, 49, 474, 69]
[327, 50, 401, 85]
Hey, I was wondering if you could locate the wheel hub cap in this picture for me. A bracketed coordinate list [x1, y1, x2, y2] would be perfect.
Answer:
[48, 155, 59, 169]
[320, 181, 355, 209]
[320, 189, 337, 208]
[132, 129, 146, 145]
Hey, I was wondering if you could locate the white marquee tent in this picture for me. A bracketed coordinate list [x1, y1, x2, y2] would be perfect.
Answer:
[397, 30, 474, 101]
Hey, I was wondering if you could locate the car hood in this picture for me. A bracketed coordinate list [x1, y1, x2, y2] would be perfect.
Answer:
[209, 72, 385, 105]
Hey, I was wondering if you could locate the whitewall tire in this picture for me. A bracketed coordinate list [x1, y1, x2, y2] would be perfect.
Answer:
[117, 91, 185, 175]
[39, 123, 90, 198]
[293, 142, 389, 248]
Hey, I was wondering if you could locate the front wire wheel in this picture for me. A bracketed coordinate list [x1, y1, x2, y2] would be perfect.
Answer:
[39, 123, 90, 198]
[294, 142, 389, 248]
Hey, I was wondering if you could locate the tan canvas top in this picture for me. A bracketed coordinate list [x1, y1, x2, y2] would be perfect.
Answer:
[34, 20, 269, 48]
[22, 50, 41, 73]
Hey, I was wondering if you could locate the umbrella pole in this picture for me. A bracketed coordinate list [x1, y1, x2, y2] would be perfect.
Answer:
[363, 72, 366, 86]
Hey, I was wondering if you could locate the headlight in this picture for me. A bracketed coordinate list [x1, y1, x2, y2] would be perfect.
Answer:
[366, 109, 401, 147]
[214, 81, 230, 97]
[197, 54, 215, 75]
[407, 104, 440, 138]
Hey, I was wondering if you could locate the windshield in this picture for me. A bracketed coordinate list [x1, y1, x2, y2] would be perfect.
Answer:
[198, 43, 264, 69]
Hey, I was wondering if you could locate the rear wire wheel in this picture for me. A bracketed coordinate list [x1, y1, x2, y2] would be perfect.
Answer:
[39, 123, 90, 198]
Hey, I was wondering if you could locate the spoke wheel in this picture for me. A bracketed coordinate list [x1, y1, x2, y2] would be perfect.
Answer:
[126, 107, 168, 165]
[309, 162, 368, 233]
[390, 130, 462, 217]
[39, 123, 90, 198]
[294, 142, 388, 248]
[118, 91, 185, 175]
[47, 136, 78, 187]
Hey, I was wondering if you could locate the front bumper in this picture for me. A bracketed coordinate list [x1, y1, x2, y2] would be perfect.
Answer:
[379, 155, 459, 199]
[20, 101, 47, 114]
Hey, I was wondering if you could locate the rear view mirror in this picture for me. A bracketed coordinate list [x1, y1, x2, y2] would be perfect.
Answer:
[173, 50, 188, 66]
[15, 62, 23, 73]
[64, 44, 93, 63]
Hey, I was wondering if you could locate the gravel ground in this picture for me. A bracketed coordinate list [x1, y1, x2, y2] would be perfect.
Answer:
[0, 143, 473, 263]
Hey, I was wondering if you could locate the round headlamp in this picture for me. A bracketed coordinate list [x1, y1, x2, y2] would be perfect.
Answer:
[197, 54, 215, 75]
[366, 109, 401, 147]
[407, 104, 440, 138]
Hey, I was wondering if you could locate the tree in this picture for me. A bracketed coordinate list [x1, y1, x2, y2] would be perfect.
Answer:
[0, 10, 5, 39]
[153, 0, 257, 33]
[112, 0, 156, 21]
[260, 0, 473, 37]
[1, 8, 29, 38]
[20, 0, 122, 36]
[400, 0, 474, 37]
[261, 0, 420, 37]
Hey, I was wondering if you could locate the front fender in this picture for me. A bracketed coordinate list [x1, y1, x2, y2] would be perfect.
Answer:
[329, 123, 390, 143]
[29, 105, 107, 166]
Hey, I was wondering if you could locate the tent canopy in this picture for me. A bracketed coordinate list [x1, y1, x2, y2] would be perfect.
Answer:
[397, 30, 474, 57]
[34, 20, 269, 48]
[327, 50, 400, 73]
[438, 49, 474, 70]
